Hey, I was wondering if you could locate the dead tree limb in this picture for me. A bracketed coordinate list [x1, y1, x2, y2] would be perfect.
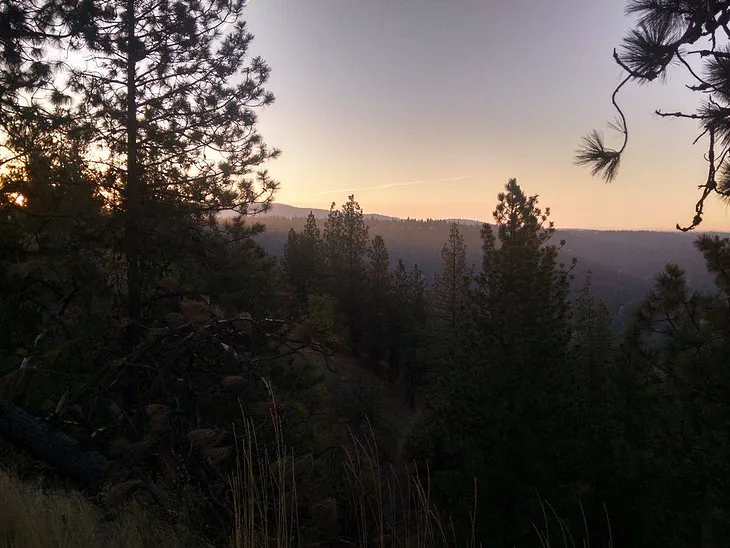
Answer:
[0, 397, 106, 486]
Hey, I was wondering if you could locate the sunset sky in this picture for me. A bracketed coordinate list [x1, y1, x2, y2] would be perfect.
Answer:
[244, 0, 730, 231]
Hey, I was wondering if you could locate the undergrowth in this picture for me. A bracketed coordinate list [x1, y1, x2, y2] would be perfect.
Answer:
[0, 401, 609, 548]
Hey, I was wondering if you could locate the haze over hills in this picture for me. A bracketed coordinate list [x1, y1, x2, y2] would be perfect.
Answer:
[251, 203, 727, 330]
[257, 203, 726, 233]
[255, 203, 484, 224]
[251, 202, 399, 222]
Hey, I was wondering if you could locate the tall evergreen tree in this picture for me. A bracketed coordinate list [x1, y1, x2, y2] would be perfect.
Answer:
[431, 222, 472, 342]
[0, 3, 290, 520]
[478, 180, 575, 542]
[322, 195, 369, 348]
[621, 239, 730, 545]
[0, 1, 99, 120]
[301, 211, 324, 272]
[43, 0, 281, 333]
[281, 228, 301, 299]
[478, 178, 573, 367]
[338, 195, 369, 278]
[566, 274, 617, 537]
[391, 259, 429, 402]
[281, 213, 323, 310]
[363, 234, 391, 360]
[0, 122, 111, 379]
[423, 179, 578, 545]
[571, 274, 613, 406]
[322, 202, 342, 276]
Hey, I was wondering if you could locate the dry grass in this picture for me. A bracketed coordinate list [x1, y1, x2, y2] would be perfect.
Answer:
[227, 399, 482, 548]
[0, 471, 207, 548]
[230, 393, 298, 548]
[0, 395, 603, 548]
[341, 419, 481, 548]
[534, 498, 613, 548]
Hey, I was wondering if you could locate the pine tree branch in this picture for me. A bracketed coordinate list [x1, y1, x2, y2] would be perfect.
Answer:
[655, 109, 706, 119]
[675, 49, 724, 94]
[687, 49, 730, 58]
[678, 127, 717, 231]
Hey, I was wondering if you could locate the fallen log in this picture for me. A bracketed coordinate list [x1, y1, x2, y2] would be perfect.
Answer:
[0, 397, 106, 486]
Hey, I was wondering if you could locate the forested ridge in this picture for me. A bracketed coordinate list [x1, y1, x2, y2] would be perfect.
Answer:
[2, 1, 730, 547]
[259, 208, 726, 331]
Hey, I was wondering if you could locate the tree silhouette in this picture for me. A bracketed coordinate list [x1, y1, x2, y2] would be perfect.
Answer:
[425, 179, 577, 544]
[322, 195, 369, 348]
[478, 178, 573, 363]
[431, 222, 472, 342]
[281, 212, 323, 308]
[362, 234, 391, 360]
[621, 239, 730, 544]
[391, 259, 428, 397]
[40, 0, 281, 333]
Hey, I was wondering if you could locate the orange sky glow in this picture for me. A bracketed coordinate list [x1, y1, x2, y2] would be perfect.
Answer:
[243, 0, 730, 232]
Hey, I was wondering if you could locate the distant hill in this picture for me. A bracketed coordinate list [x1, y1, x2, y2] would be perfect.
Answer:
[246, 203, 398, 222]
[443, 218, 482, 226]
[252, 204, 728, 331]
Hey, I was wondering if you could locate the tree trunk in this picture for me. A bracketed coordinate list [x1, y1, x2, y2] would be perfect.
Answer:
[125, 0, 141, 336]
[0, 398, 106, 486]
[122, 0, 143, 436]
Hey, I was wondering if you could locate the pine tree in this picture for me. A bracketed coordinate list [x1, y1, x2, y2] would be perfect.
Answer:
[322, 195, 369, 348]
[567, 274, 616, 537]
[571, 273, 613, 405]
[0, 3, 292, 510]
[391, 259, 429, 402]
[0, 122, 111, 376]
[622, 242, 730, 545]
[362, 234, 391, 360]
[281, 214, 323, 310]
[339, 195, 370, 279]
[34, 0, 281, 332]
[431, 223, 472, 342]
[281, 228, 301, 298]
[322, 202, 342, 276]
[478, 178, 573, 366]
[301, 211, 324, 275]
[368, 235, 390, 286]
[0, 1, 98, 120]
[423, 179, 578, 545]
[479, 181, 574, 541]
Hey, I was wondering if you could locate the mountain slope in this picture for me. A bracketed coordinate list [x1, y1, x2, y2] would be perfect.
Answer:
[256, 207, 726, 330]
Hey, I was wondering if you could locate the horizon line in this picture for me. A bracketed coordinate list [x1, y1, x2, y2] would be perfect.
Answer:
[260, 203, 729, 234]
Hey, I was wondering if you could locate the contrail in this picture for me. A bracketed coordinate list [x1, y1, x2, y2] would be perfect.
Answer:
[314, 175, 471, 196]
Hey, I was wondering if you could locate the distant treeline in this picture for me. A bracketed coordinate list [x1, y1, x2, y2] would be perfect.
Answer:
[258, 213, 719, 329]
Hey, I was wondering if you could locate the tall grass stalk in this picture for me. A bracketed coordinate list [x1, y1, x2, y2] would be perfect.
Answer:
[230, 393, 297, 548]
[342, 419, 465, 548]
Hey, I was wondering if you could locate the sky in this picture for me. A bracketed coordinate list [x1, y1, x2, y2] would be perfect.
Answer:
[242, 0, 730, 231]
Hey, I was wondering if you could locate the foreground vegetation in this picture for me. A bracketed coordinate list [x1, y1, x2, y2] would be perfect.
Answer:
[0, 468, 207, 548]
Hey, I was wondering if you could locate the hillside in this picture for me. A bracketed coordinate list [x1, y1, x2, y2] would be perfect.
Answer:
[254, 204, 724, 329]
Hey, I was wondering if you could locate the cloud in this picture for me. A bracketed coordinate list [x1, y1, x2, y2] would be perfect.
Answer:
[314, 175, 471, 196]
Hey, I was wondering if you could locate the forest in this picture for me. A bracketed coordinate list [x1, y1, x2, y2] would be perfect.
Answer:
[1, 1, 730, 547]
[258, 205, 726, 331]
